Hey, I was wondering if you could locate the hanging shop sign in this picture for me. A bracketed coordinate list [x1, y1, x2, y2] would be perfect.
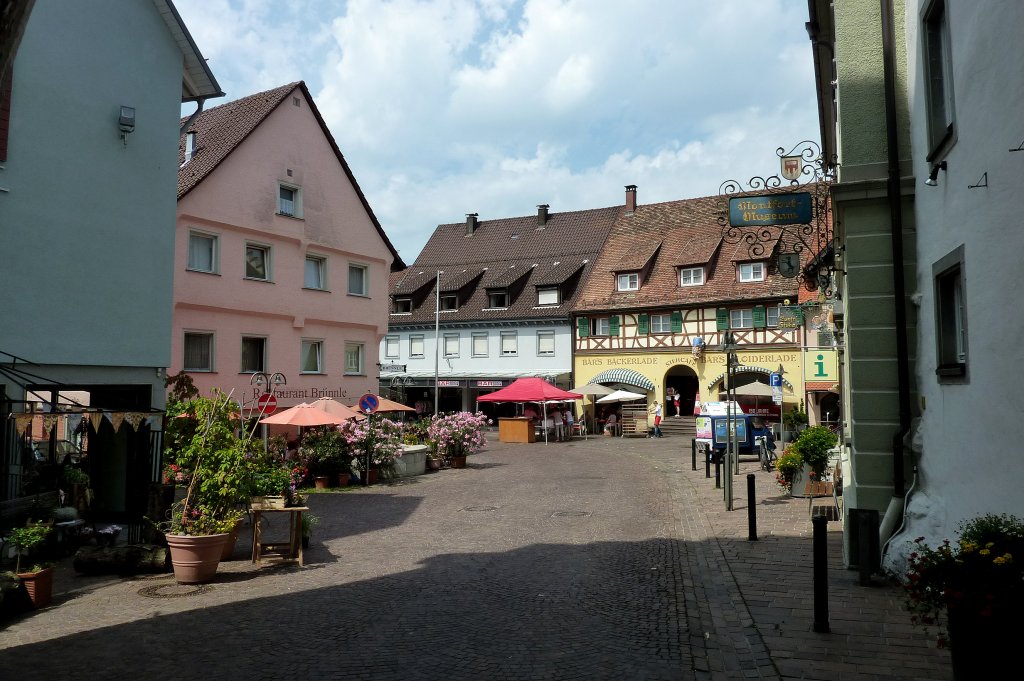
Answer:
[476, 380, 505, 388]
[729, 193, 812, 227]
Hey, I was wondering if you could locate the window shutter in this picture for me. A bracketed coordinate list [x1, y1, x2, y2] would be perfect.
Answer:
[752, 305, 767, 328]
[670, 311, 683, 333]
[637, 314, 649, 335]
[716, 308, 729, 330]
[609, 316, 620, 336]
[577, 317, 588, 338]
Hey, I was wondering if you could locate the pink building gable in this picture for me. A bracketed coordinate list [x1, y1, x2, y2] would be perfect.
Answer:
[171, 82, 401, 412]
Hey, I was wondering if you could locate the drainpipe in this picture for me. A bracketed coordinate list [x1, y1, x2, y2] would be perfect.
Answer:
[881, 0, 911, 501]
[179, 97, 208, 137]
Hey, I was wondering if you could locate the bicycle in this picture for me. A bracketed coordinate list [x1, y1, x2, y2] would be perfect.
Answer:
[755, 435, 777, 471]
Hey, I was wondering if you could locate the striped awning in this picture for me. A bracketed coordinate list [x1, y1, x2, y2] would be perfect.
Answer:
[589, 368, 655, 392]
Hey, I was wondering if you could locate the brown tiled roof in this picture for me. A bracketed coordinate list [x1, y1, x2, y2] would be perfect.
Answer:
[393, 269, 436, 295]
[611, 241, 662, 272]
[178, 81, 404, 269]
[574, 194, 800, 312]
[390, 206, 619, 324]
[439, 268, 484, 291]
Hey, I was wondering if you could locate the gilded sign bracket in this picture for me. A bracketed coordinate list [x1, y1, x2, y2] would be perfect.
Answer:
[717, 141, 838, 297]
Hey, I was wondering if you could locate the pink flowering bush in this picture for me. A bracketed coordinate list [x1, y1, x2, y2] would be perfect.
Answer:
[427, 411, 488, 458]
[339, 416, 404, 468]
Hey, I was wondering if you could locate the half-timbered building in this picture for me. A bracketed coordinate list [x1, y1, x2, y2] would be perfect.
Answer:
[573, 186, 806, 433]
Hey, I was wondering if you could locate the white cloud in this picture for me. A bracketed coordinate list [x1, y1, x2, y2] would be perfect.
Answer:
[175, 0, 820, 263]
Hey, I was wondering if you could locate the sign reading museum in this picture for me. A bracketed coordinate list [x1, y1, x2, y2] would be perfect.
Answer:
[729, 193, 812, 227]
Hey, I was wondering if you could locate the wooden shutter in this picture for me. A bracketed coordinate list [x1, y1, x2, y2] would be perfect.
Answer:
[577, 317, 588, 338]
[637, 313, 649, 334]
[716, 308, 729, 330]
[670, 311, 683, 333]
[609, 315, 620, 336]
[752, 305, 767, 328]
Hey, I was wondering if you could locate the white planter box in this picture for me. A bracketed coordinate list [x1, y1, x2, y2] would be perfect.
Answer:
[393, 445, 427, 478]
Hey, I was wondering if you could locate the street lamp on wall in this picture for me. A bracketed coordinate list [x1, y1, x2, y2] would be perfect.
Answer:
[250, 372, 287, 394]
[119, 106, 135, 146]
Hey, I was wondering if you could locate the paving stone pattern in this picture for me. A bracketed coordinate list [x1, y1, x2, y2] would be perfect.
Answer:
[0, 433, 950, 680]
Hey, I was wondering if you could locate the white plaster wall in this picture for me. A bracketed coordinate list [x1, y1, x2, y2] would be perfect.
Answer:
[890, 0, 1024, 564]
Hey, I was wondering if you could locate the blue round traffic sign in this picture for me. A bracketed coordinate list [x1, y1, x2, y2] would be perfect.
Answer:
[358, 393, 380, 414]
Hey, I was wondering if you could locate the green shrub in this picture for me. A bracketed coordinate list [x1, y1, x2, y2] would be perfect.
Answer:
[789, 425, 838, 475]
[774, 447, 802, 492]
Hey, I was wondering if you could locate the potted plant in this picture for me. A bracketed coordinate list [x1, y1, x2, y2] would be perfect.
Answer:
[773, 446, 802, 494]
[426, 411, 488, 468]
[902, 513, 1024, 679]
[157, 391, 251, 584]
[341, 417, 403, 483]
[9, 522, 55, 609]
[301, 513, 319, 550]
[300, 428, 349, 486]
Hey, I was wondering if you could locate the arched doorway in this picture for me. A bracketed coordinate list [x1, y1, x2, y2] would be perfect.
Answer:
[817, 392, 840, 428]
[664, 366, 698, 417]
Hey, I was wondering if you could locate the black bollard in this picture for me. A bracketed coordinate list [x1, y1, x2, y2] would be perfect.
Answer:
[714, 456, 721, 489]
[858, 509, 881, 586]
[812, 514, 830, 633]
[747, 474, 758, 541]
[691, 439, 697, 471]
[705, 445, 711, 479]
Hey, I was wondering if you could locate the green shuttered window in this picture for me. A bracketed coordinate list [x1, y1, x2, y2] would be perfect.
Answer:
[752, 305, 767, 328]
[716, 308, 729, 330]
[670, 311, 683, 333]
[577, 317, 588, 338]
[609, 316, 620, 336]
[637, 314, 649, 335]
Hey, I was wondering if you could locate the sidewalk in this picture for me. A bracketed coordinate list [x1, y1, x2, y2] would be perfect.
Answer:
[638, 434, 950, 681]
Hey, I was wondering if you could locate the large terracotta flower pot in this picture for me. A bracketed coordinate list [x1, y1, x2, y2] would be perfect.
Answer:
[337, 472, 350, 487]
[17, 567, 54, 609]
[450, 456, 467, 469]
[314, 476, 329, 489]
[166, 533, 228, 584]
[220, 519, 245, 561]
[367, 468, 379, 485]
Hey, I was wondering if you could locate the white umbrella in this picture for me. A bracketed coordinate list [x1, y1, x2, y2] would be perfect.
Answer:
[729, 381, 774, 397]
[597, 389, 647, 403]
[571, 383, 615, 396]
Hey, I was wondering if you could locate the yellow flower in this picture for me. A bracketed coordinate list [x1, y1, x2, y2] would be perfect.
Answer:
[985, 541, 995, 548]
[993, 553, 1013, 566]
[980, 549, 991, 556]
[961, 541, 977, 553]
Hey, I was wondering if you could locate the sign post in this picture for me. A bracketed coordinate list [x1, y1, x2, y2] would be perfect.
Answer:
[358, 393, 379, 487]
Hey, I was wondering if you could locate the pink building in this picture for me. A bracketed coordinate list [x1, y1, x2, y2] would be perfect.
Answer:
[172, 82, 403, 412]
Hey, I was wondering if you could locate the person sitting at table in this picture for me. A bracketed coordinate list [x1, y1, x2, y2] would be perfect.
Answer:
[603, 411, 618, 436]
[523, 404, 538, 421]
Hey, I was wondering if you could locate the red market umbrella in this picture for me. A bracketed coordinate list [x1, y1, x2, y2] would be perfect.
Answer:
[477, 378, 582, 444]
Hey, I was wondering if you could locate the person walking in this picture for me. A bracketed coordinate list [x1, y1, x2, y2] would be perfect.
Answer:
[650, 400, 663, 438]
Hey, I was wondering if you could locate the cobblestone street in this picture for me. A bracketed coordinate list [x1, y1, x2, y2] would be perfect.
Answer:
[0, 433, 950, 680]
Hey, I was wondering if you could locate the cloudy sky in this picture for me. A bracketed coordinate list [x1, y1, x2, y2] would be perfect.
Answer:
[175, 0, 820, 265]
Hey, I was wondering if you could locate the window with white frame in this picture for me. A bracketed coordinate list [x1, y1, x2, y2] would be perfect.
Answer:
[240, 336, 266, 373]
[409, 334, 424, 358]
[183, 332, 214, 371]
[187, 231, 218, 273]
[679, 267, 704, 286]
[767, 306, 780, 328]
[245, 244, 271, 281]
[738, 262, 765, 282]
[591, 317, 610, 336]
[650, 314, 672, 333]
[278, 184, 301, 217]
[443, 333, 459, 357]
[923, 0, 955, 156]
[537, 330, 555, 356]
[385, 336, 399, 359]
[617, 272, 639, 291]
[472, 332, 488, 357]
[440, 294, 458, 311]
[348, 264, 368, 296]
[730, 309, 753, 329]
[537, 287, 560, 305]
[488, 290, 509, 308]
[304, 254, 326, 290]
[934, 245, 967, 380]
[393, 297, 412, 313]
[344, 343, 364, 375]
[183, 132, 197, 164]
[500, 331, 517, 356]
[300, 339, 323, 373]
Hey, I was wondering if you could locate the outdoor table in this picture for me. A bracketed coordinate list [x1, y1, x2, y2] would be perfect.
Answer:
[250, 506, 308, 566]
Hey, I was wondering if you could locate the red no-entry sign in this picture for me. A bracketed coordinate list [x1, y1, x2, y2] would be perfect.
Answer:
[257, 392, 278, 415]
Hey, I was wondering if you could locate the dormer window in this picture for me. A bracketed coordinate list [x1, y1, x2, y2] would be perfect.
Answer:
[616, 272, 639, 291]
[440, 294, 458, 311]
[183, 132, 197, 164]
[679, 267, 705, 287]
[392, 297, 412, 313]
[739, 262, 765, 282]
[488, 290, 509, 308]
[537, 287, 560, 305]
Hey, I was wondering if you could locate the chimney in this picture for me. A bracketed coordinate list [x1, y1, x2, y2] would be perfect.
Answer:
[625, 185, 637, 214]
[465, 213, 478, 235]
[537, 204, 549, 226]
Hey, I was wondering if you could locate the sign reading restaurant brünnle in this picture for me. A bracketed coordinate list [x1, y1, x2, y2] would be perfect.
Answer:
[729, 193, 812, 227]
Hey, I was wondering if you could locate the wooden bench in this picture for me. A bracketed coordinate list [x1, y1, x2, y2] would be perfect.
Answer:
[804, 461, 843, 520]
